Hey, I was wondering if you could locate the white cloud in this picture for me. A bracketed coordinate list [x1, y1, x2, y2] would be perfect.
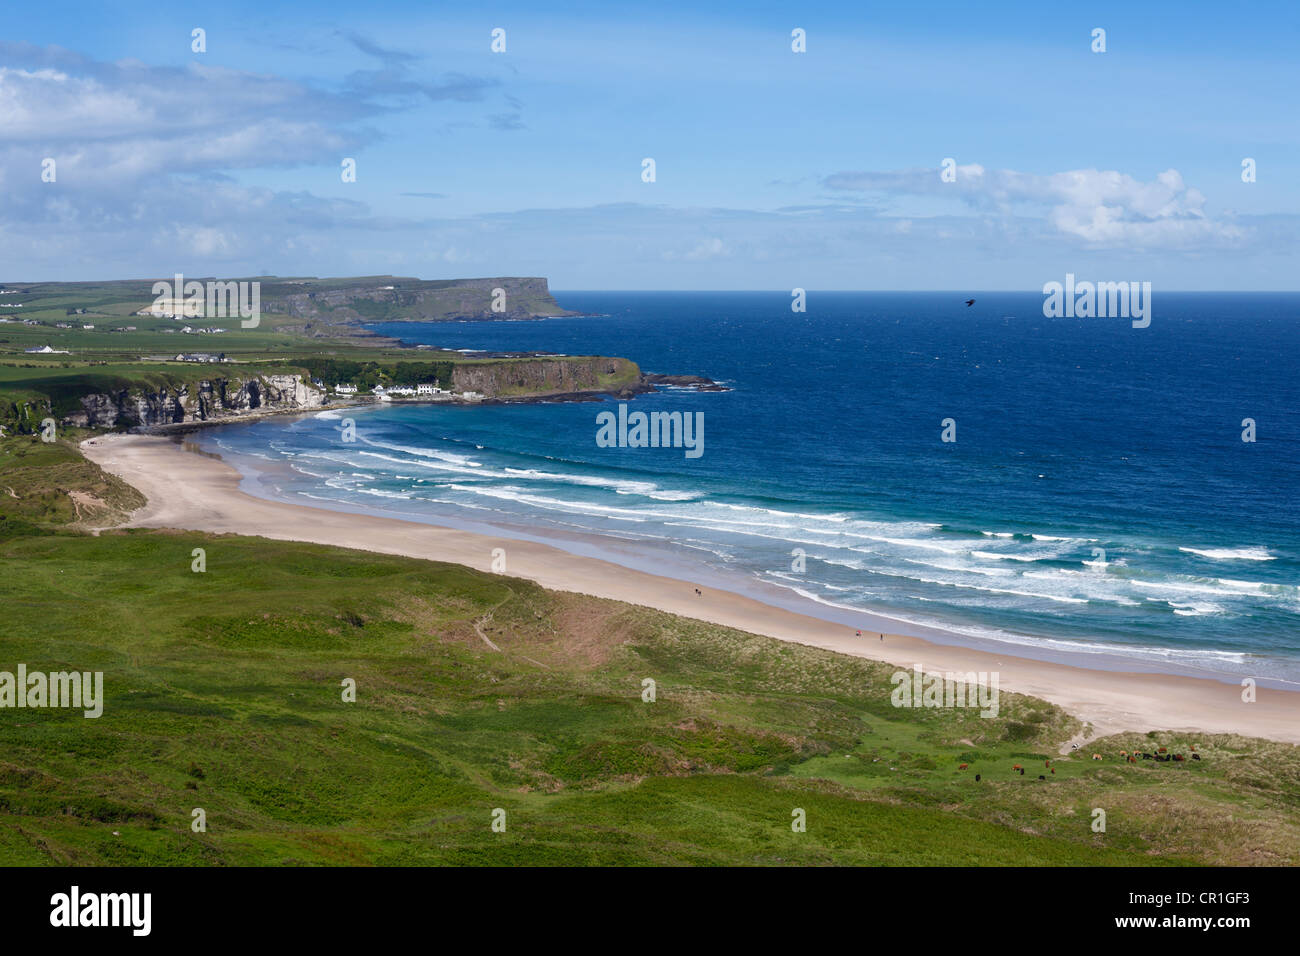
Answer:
[824, 164, 1245, 248]
[183, 227, 234, 257]
[682, 237, 728, 260]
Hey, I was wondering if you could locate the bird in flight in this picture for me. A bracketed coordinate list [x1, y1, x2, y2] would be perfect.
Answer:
[965, 298, 976, 307]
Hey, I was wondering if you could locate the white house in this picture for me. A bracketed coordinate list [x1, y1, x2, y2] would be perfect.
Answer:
[371, 384, 387, 394]
[416, 382, 443, 395]
[388, 385, 416, 396]
[334, 384, 357, 394]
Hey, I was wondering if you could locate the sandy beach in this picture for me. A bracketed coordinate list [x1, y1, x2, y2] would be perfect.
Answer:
[82, 432, 1300, 747]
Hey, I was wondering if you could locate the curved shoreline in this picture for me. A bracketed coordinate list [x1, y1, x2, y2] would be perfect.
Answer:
[81, 431, 1300, 746]
[205, 427, 1290, 688]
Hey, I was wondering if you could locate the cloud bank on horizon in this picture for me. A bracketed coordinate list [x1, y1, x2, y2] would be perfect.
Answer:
[0, 0, 1297, 289]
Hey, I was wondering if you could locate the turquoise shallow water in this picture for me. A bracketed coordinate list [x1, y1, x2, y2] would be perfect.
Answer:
[200, 292, 1300, 682]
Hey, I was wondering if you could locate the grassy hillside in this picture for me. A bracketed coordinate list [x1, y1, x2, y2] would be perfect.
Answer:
[0, 435, 144, 531]
[2, 439, 1298, 865]
[0, 275, 573, 352]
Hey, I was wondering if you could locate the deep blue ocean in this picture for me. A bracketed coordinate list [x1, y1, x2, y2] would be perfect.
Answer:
[200, 292, 1300, 682]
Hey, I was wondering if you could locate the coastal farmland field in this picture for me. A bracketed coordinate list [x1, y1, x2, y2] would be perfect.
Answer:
[1, 436, 1297, 866]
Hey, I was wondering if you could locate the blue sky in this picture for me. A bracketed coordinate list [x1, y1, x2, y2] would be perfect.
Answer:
[2, 0, 1298, 288]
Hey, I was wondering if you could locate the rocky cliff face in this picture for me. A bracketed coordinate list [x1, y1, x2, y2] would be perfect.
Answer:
[63, 374, 325, 428]
[450, 358, 643, 398]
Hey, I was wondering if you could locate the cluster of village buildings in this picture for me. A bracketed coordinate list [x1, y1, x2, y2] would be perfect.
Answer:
[330, 383, 483, 402]
[335, 382, 442, 397]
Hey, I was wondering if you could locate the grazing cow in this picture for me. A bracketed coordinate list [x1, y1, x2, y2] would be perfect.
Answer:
[1012, 764, 1023, 771]
[975, 774, 981, 781]
[958, 763, 969, 770]
[1119, 750, 1128, 757]
[1050, 768, 1055, 774]
[1045, 760, 1052, 768]
[1192, 754, 1201, 761]
[1158, 747, 1167, 753]
[1038, 775, 1046, 780]
[1092, 753, 1103, 760]
[1173, 754, 1185, 762]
